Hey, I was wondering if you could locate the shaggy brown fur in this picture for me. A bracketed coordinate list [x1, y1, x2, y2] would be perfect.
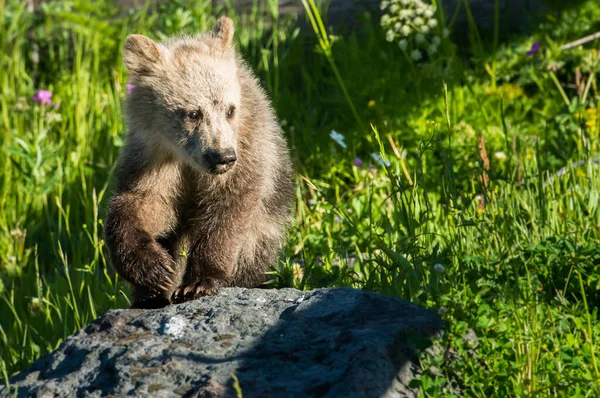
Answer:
[104, 17, 294, 309]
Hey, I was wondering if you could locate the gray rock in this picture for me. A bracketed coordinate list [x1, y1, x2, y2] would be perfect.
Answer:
[1, 287, 444, 398]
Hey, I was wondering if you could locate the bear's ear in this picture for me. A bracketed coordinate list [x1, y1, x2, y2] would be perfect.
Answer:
[123, 34, 163, 78]
[212, 16, 234, 48]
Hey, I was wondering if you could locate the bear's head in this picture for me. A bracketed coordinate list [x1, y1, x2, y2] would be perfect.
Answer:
[123, 17, 241, 175]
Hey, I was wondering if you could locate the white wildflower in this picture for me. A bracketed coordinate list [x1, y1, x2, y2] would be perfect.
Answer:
[386, 30, 395, 42]
[433, 263, 445, 272]
[30, 297, 41, 312]
[380, 0, 441, 53]
[330, 130, 347, 148]
[494, 151, 507, 161]
[371, 152, 390, 167]
[411, 49, 422, 61]
[432, 36, 441, 46]
[398, 39, 408, 51]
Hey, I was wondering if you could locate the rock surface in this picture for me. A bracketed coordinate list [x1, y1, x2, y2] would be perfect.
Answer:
[2, 287, 444, 398]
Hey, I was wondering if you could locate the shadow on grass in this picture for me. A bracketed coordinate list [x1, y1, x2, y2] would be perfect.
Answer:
[261, 0, 594, 179]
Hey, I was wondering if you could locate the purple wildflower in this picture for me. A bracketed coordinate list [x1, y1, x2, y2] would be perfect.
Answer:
[353, 157, 362, 167]
[526, 41, 540, 56]
[126, 83, 135, 95]
[31, 90, 53, 106]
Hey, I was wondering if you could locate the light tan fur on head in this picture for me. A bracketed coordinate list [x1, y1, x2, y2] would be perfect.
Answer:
[123, 17, 241, 175]
[211, 16, 234, 48]
[123, 34, 165, 79]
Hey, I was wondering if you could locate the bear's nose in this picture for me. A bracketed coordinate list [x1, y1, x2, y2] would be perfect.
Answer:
[204, 149, 237, 170]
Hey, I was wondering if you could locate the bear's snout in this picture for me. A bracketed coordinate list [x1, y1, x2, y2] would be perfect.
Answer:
[204, 149, 237, 174]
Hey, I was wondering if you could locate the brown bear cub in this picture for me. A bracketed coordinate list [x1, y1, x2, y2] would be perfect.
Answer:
[104, 17, 294, 309]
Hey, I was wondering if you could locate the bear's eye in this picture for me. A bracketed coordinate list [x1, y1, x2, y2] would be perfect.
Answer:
[226, 105, 236, 119]
[185, 110, 202, 121]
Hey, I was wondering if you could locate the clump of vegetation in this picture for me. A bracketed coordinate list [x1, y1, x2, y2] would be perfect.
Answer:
[1, 0, 600, 395]
[380, 0, 446, 60]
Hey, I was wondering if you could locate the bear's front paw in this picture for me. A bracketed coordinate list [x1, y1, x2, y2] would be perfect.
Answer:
[171, 277, 228, 303]
[137, 248, 177, 297]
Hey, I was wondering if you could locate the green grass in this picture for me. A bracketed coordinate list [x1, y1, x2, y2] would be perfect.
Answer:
[1, 0, 600, 395]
